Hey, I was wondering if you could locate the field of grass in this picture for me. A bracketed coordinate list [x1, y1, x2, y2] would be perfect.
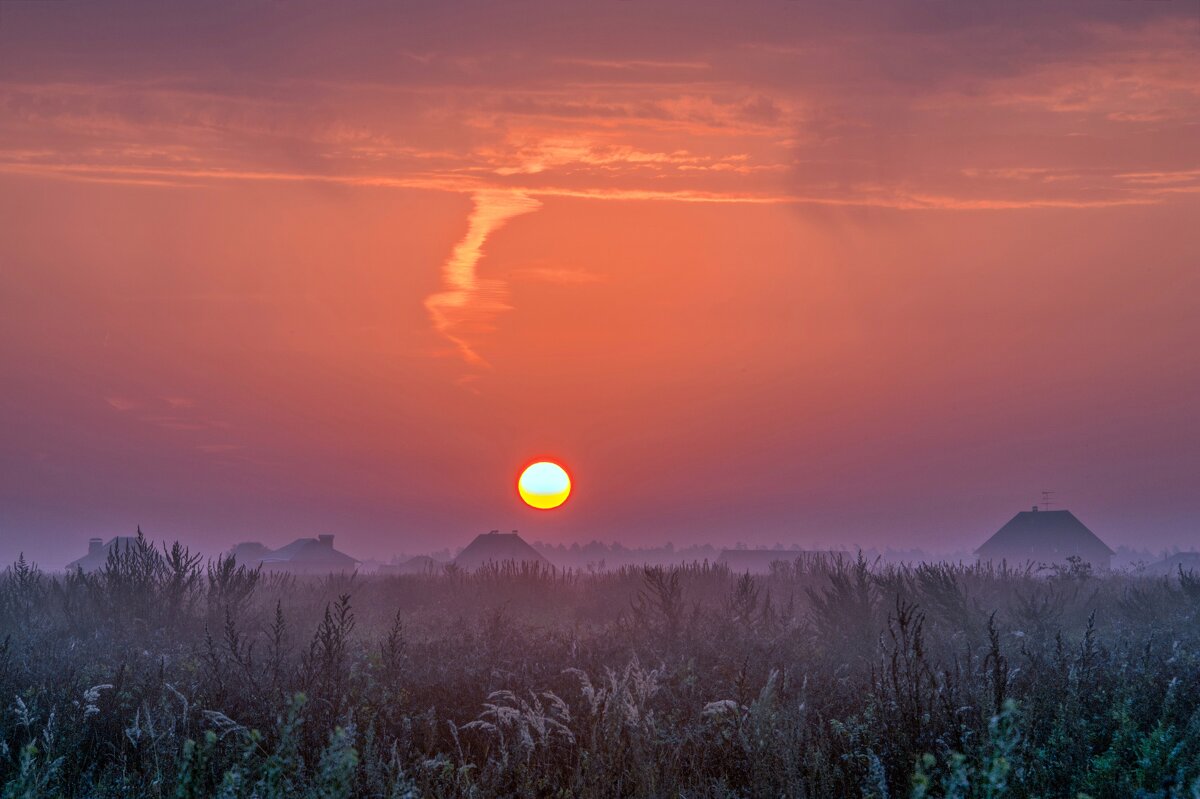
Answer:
[2, 535, 1199, 797]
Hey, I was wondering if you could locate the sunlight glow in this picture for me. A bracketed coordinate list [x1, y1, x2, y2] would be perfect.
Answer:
[518, 461, 572, 510]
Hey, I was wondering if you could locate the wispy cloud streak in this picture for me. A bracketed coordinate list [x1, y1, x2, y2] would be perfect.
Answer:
[425, 190, 541, 365]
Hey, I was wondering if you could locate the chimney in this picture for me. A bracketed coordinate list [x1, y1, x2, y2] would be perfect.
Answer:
[88, 537, 103, 555]
[318, 534, 334, 548]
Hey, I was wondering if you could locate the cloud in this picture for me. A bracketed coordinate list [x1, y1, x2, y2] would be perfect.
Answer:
[1, 155, 1170, 210]
[196, 443, 244, 454]
[105, 397, 138, 411]
[140, 416, 212, 431]
[424, 190, 542, 365]
[512, 266, 604, 285]
[2, 152, 1179, 211]
[555, 58, 711, 72]
[484, 134, 767, 177]
[1116, 169, 1200, 186]
[6, 27, 1196, 215]
[4, 12, 1199, 395]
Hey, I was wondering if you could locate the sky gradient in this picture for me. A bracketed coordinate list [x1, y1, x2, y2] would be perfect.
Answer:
[2, 0, 1198, 566]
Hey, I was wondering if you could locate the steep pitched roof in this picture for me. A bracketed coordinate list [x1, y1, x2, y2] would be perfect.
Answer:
[1147, 552, 1200, 575]
[259, 536, 358, 570]
[65, 536, 143, 572]
[229, 542, 272, 564]
[454, 532, 548, 570]
[976, 509, 1114, 559]
[389, 555, 445, 575]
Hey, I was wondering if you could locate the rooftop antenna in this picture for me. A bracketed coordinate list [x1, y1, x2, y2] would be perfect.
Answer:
[1040, 489, 1055, 511]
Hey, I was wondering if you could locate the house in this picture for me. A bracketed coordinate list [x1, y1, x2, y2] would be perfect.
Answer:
[259, 535, 358, 574]
[377, 555, 445, 576]
[454, 530, 549, 571]
[230, 535, 358, 574]
[228, 541, 272, 565]
[976, 508, 1114, 570]
[65, 536, 143, 572]
[717, 549, 838, 574]
[1146, 552, 1200, 576]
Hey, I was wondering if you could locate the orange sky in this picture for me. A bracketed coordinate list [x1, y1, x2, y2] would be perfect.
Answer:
[1, 1, 1198, 565]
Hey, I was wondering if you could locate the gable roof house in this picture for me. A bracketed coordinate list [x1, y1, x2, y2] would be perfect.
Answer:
[378, 555, 445, 576]
[65, 536, 143, 572]
[454, 531, 549, 571]
[1146, 551, 1200, 576]
[230, 535, 359, 574]
[228, 541, 273, 565]
[976, 508, 1114, 570]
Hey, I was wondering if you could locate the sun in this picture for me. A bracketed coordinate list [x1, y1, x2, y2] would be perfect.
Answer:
[518, 461, 572, 510]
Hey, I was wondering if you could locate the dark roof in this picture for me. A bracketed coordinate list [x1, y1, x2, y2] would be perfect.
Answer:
[229, 542, 272, 563]
[1147, 552, 1200, 575]
[454, 532, 548, 570]
[976, 509, 1114, 558]
[380, 555, 445, 575]
[259, 536, 358, 572]
[65, 536, 143, 572]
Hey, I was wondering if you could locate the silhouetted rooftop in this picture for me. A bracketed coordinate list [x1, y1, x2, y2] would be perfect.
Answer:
[65, 536, 143, 573]
[976, 509, 1114, 561]
[454, 531, 548, 570]
[255, 535, 358, 573]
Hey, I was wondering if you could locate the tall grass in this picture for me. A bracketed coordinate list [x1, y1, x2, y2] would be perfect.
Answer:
[0, 536, 1198, 797]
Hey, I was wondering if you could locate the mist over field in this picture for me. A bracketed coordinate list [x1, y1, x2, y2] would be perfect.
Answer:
[6, 540, 1200, 797]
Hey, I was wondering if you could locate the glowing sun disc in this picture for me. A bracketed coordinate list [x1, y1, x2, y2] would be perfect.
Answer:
[518, 461, 571, 510]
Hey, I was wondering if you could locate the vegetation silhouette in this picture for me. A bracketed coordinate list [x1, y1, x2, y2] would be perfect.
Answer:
[1, 533, 1199, 796]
